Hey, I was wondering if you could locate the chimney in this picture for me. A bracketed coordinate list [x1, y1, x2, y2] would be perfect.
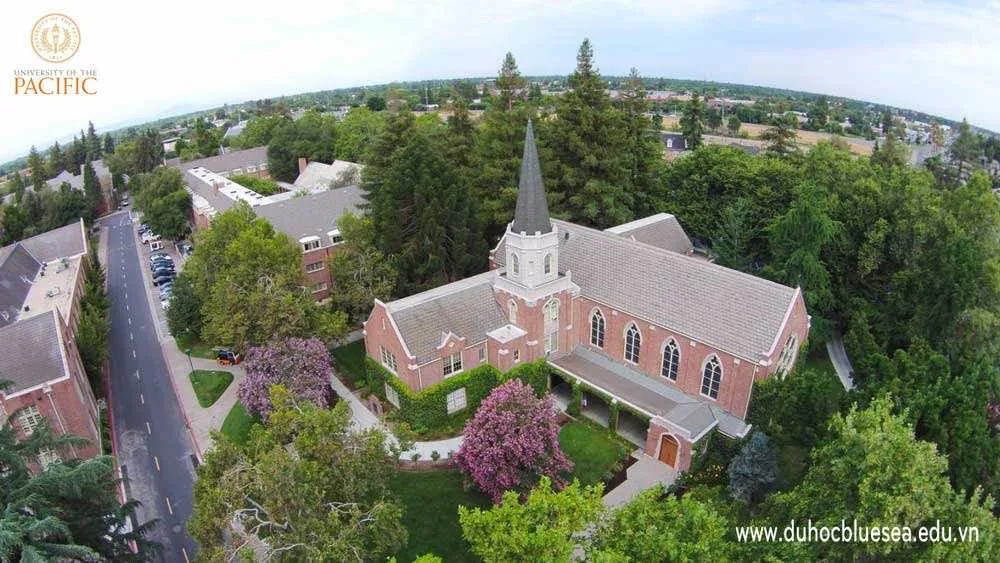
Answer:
[298, 157, 308, 175]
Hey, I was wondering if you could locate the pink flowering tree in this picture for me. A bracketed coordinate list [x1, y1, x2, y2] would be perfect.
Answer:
[455, 379, 573, 503]
[237, 337, 333, 419]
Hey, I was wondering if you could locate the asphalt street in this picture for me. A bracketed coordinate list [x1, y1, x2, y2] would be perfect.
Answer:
[105, 211, 197, 561]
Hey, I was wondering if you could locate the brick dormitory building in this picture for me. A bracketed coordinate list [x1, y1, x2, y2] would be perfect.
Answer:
[173, 148, 363, 301]
[0, 220, 101, 471]
[364, 122, 809, 472]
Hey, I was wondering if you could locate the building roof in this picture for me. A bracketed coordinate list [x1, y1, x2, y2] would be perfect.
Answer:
[45, 170, 84, 191]
[511, 120, 552, 235]
[0, 244, 41, 328]
[495, 219, 798, 361]
[293, 161, 363, 193]
[172, 146, 268, 175]
[254, 186, 365, 241]
[385, 272, 508, 364]
[0, 310, 67, 394]
[605, 213, 693, 254]
[16, 220, 88, 263]
[661, 132, 688, 151]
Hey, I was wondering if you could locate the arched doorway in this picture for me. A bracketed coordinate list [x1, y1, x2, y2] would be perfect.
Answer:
[658, 434, 679, 467]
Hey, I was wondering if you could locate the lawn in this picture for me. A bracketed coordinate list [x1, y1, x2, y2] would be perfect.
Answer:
[331, 340, 367, 385]
[559, 420, 630, 486]
[220, 402, 260, 446]
[188, 370, 234, 408]
[175, 333, 217, 360]
[801, 347, 837, 379]
[390, 469, 490, 562]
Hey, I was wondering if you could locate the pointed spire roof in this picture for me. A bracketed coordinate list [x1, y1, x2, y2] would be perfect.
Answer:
[511, 119, 552, 234]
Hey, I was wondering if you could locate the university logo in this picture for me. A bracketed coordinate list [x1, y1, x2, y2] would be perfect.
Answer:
[31, 14, 80, 63]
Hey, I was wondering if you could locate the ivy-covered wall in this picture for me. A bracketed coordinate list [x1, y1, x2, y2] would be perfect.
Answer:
[364, 358, 551, 436]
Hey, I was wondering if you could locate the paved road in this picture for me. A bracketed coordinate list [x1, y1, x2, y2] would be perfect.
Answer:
[105, 212, 197, 561]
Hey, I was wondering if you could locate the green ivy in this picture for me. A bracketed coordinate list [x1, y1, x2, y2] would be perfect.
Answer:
[365, 358, 555, 436]
[608, 401, 620, 432]
[568, 383, 583, 416]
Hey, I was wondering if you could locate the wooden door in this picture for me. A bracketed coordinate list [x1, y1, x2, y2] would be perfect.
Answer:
[659, 434, 678, 467]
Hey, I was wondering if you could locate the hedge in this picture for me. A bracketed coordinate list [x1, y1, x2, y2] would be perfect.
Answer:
[364, 358, 553, 436]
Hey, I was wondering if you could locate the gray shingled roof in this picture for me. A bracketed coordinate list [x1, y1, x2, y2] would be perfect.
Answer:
[184, 169, 238, 213]
[496, 220, 797, 360]
[606, 213, 693, 254]
[386, 272, 507, 364]
[17, 220, 87, 263]
[173, 146, 268, 174]
[45, 170, 84, 191]
[0, 244, 41, 328]
[511, 120, 552, 235]
[255, 186, 364, 241]
[0, 310, 66, 393]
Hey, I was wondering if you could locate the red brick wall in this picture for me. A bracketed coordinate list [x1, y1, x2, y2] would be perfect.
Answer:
[571, 296, 760, 418]
[302, 245, 343, 302]
[760, 290, 810, 381]
[364, 304, 420, 389]
[645, 420, 693, 471]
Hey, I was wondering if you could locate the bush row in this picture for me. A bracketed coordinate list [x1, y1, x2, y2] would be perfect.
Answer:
[365, 358, 551, 436]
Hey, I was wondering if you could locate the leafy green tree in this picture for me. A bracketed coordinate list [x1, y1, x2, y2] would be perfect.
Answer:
[950, 118, 982, 178]
[727, 114, 741, 136]
[190, 386, 405, 562]
[27, 146, 46, 192]
[589, 486, 733, 561]
[334, 107, 385, 163]
[616, 67, 664, 217]
[366, 95, 387, 112]
[131, 167, 192, 240]
[46, 142, 67, 178]
[711, 197, 754, 271]
[327, 212, 397, 321]
[459, 477, 603, 562]
[542, 39, 633, 228]
[230, 115, 284, 149]
[760, 115, 799, 157]
[102, 133, 115, 155]
[166, 273, 203, 341]
[679, 93, 706, 148]
[82, 160, 101, 213]
[748, 367, 846, 451]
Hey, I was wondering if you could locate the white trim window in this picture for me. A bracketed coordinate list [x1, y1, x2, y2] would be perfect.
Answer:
[510, 254, 519, 276]
[310, 282, 328, 293]
[624, 324, 641, 364]
[590, 309, 605, 348]
[303, 239, 321, 252]
[508, 299, 518, 325]
[37, 447, 61, 470]
[328, 229, 344, 246]
[306, 261, 325, 273]
[446, 388, 468, 414]
[544, 253, 553, 274]
[385, 383, 400, 408]
[661, 339, 680, 381]
[478, 347, 486, 363]
[380, 345, 398, 373]
[544, 299, 559, 353]
[701, 355, 723, 399]
[443, 352, 463, 377]
[776, 334, 799, 376]
[513, 349, 521, 363]
[17, 405, 44, 436]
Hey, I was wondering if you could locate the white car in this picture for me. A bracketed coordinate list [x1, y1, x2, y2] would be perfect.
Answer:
[160, 298, 170, 310]
[141, 232, 160, 244]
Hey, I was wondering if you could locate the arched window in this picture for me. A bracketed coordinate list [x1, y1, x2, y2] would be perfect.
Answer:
[544, 299, 560, 352]
[508, 299, 518, 325]
[544, 253, 553, 274]
[661, 339, 680, 381]
[510, 254, 519, 276]
[701, 355, 723, 399]
[590, 310, 605, 348]
[624, 324, 641, 364]
[776, 334, 798, 376]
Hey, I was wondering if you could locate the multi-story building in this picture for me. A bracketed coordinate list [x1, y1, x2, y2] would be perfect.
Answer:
[364, 122, 809, 472]
[0, 220, 101, 471]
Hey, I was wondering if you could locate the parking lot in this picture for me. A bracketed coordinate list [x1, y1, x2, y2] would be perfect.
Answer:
[131, 214, 190, 336]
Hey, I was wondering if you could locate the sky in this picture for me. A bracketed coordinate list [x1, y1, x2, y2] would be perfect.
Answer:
[2, 0, 999, 162]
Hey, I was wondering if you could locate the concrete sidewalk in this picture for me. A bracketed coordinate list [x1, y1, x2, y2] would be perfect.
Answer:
[827, 332, 856, 390]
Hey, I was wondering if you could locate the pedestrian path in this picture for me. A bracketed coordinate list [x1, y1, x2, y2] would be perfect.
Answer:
[826, 332, 856, 390]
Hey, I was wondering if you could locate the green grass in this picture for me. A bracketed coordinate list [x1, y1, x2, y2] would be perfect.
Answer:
[175, 333, 218, 360]
[802, 348, 837, 379]
[220, 403, 260, 446]
[188, 370, 234, 408]
[390, 469, 490, 562]
[331, 340, 367, 385]
[559, 420, 630, 486]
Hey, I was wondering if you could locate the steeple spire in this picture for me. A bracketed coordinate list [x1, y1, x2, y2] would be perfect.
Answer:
[511, 119, 552, 234]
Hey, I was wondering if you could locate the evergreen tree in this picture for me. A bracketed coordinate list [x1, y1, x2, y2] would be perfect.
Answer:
[27, 146, 46, 192]
[728, 431, 778, 503]
[760, 115, 799, 157]
[616, 67, 663, 217]
[46, 142, 66, 178]
[82, 160, 101, 213]
[680, 93, 706, 148]
[86, 121, 102, 158]
[950, 118, 982, 178]
[103, 132, 115, 155]
[475, 52, 531, 238]
[542, 39, 632, 228]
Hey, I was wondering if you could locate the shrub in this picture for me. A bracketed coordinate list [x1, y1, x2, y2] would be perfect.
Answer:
[568, 382, 583, 416]
[411, 452, 421, 462]
[728, 431, 778, 504]
[430, 450, 441, 461]
[456, 380, 573, 502]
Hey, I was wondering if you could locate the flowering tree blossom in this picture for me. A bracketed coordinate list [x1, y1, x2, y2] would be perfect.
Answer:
[455, 379, 573, 503]
[237, 337, 333, 418]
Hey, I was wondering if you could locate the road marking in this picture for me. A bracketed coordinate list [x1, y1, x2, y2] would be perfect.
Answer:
[128, 317, 132, 326]
[153, 455, 160, 471]
[181, 547, 190, 563]
[125, 292, 127, 299]
[132, 349, 136, 358]
[135, 370, 140, 380]
[140, 393, 144, 405]
[165, 496, 173, 515]
[126, 304, 129, 311]
[129, 331, 133, 341]
[146, 421, 151, 434]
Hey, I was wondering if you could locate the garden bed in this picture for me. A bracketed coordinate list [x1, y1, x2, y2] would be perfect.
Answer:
[188, 370, 234, 407]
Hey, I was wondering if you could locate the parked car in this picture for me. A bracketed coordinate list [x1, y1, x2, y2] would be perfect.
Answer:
[152, 273, 175, 286]
[159, 283, 173, 295]
[214, 348, 241, 366]
[150, 261, 173, 272]
[161, 298, 171, 310]
[178, 242, 193, 256]
[152, 270, 175, 282]
[141, 233, 160, 244]
[149, 252, 169, 262]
